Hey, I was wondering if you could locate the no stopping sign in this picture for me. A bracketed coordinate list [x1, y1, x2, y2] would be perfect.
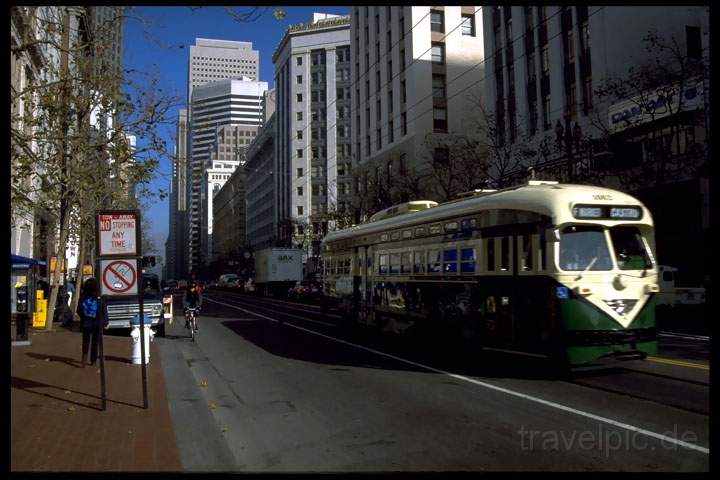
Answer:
[100, 258, 139, 296]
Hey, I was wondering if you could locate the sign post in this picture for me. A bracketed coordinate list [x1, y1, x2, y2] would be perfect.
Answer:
[95, 210, 148, 410]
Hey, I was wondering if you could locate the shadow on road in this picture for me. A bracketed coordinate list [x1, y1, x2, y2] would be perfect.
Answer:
[219, 318, 564, 380]
[11, 375, 141, 410]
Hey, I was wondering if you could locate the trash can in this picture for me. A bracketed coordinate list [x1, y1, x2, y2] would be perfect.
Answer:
[130, 314, 154, 364]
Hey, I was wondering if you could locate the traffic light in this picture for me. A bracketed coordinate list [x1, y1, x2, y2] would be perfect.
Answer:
[142, 255, 156, 267]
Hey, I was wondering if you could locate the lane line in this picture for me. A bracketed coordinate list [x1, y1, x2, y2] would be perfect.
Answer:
[658, 332, 709, 342]
[206, 297, 709, 455]
[207, 295, 336, 327]
[647, 356, 710, 370]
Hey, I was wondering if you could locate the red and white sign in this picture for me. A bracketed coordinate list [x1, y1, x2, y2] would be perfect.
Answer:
[100, 258, 139, 296]
[98, 213, 138, 256]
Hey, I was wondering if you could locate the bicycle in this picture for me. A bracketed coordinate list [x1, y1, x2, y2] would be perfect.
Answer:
[185, 307, 199, 341]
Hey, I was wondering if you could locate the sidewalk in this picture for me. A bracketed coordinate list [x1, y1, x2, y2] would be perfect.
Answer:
[11, 325, 181, 472]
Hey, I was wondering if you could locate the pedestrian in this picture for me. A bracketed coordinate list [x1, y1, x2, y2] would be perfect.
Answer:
[76, 277, 108, 367]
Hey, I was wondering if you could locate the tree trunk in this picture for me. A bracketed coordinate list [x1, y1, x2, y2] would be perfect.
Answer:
[70, 225, 86, 320]
[45, 211, 70, 331]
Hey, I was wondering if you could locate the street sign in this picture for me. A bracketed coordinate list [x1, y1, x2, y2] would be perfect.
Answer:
[97, 211, 139, 257]
[100, 258, 139, 296]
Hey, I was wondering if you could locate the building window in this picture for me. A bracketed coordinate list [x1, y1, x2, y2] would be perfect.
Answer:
[297, 186, 303, 196]
[432, 74, 446, 98]
[388, 120, 394, 143]
[376, 99, 381, 121]
[388, 90, 393, 113]
[297, 130, 303, 140]
[430, 11, 444, 33]
[400, 48, 406, 70]
[296, 56, 302, 66]
[401, 81, 406, 103]
[566, 30, 575, 63]
[296, 75, 302, 84]
[296, 93, 302, 102]
[297, 206, 304, 216]
[376, 71, 381, 92]
[541, 45, 549, 74]
[401, 112, 407, 135]
[376, 128, 382, 150]
[431, 43, 445, 64]
[433, 108, 447, 131]
[297, 167, 303, 178]
[387, 60, 392, 80]
[461, 14, 475, 36]
[297, 112, 303, 121]
[686, 25, 701, 59]
[296, 149, 303, 158]
[584, 76, 593, 110]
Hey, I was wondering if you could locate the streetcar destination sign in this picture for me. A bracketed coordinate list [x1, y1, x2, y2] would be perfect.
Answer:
[572, 205, 642, 220]
[97, 211, 140, 256]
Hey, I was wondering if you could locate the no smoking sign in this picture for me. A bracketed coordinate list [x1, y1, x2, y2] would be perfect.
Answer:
[100, 258, 139, 296]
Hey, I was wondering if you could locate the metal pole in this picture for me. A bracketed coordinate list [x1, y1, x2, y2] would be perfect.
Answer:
[98, 303, 107, 411]
[138, 262, 148, 409]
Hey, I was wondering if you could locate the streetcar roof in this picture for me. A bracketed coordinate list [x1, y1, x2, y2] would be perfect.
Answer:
[323, 183, 653, 244]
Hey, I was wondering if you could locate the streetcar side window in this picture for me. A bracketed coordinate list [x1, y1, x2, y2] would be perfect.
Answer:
[428, 249, 442, 273]
[486, 239, 496, 271]
[390, 253, 401, 274]
[538, 232, 547, 271]
[379, 254, 388, 274]
[610, 226, 653, 270]
[520, 234, 533, 271]
[345, 258, 352, 274]
[443, 249, 458, 273]
[460, 247, 476, 273]
[559, 226, 612, 271]
[401, 252, 412, 273]
[413, 251, 425, 273]
[500, 237, 511, 271]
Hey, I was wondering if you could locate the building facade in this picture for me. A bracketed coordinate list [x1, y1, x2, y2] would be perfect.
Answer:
[272, 13, 351, 259]
[244, 113, 276, 249]
[166, 109, 187, 280]
[212, 162, 246, 263]
[482, 5, 709, 284]
[188, 38, 259, 101]
[187, 78, 267, 272]
[350, 6, 486, 209]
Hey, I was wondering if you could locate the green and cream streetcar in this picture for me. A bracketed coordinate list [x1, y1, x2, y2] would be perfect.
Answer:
[320, 181, 659, 366]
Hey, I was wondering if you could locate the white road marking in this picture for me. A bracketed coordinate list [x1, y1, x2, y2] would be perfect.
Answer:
[658, 332, 709, 342]
[206, 297, 709, 455]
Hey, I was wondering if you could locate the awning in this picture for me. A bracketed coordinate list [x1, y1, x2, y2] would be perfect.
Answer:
[11, 254, 47, 268]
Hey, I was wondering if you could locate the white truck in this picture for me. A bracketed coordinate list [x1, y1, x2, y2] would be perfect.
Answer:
[253, 247, 304, 297]
[657, 265, 706, 307]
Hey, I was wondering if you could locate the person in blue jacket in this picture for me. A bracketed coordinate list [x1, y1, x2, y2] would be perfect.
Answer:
[76, 278, 108, 367]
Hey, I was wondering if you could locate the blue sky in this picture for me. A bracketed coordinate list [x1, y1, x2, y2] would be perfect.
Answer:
[122, 6, 350, 256]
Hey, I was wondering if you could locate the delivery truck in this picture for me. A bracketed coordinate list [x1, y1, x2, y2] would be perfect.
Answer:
[253, 247, 304, 298]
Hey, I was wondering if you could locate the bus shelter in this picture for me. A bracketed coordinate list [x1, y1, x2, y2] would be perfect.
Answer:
[11, 254, 46, 345]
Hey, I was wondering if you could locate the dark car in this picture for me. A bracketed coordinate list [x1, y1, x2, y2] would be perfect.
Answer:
[288, 280, 321, 303]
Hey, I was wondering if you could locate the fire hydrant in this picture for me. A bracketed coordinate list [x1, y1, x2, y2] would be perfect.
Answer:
[130, 314, 154, 365]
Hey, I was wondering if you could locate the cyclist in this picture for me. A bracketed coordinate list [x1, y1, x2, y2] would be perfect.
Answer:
[183, 280, 203, 330]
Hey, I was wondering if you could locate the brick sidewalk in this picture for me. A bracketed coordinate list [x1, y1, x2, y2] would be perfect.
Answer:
[11, 326, 181, 472]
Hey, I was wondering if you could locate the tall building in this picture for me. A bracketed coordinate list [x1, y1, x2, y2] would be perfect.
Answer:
[167, 109, 187, 280]
[187, 78, 267, 272]
[88, 6, 124, 82]
[188, 38, 259, 101]
[212, 161, 246, 263]
[245, 113, 276, 249]
[272, 13, 351, 259]
[482, 6, 709, 284]
[350, 6, 485, 204]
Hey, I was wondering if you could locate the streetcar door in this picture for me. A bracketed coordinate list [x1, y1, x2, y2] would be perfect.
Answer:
[354, 247, 364, 322]
[496, 236, 516, 345]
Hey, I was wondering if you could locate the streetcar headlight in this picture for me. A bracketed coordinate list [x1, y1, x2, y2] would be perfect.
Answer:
[573, 286, 593, 296]
[644, 283, 659, 294]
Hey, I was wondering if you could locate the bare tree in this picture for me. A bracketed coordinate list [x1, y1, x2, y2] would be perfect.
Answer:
[11, 7, 178, 329]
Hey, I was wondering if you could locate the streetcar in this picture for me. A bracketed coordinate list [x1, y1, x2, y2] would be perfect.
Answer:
[320, 181, 659, 366]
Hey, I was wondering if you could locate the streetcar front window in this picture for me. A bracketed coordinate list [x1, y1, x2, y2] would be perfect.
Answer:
[559, 226, 613, 271]
[610, 226, 653, 270]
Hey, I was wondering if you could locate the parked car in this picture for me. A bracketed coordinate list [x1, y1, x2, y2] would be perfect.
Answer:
[288, 280, 321, 303]
[106, 274, 166, 336]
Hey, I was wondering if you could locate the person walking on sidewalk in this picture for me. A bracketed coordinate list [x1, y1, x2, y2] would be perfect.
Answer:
[76, 278, 108, 367]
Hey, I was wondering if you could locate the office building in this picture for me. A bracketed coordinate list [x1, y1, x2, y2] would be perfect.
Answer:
[188, 38, 259, 101]
[244, 113, 276, 249]
[187, 78, 267, 272]
[272, 13, 351, 258]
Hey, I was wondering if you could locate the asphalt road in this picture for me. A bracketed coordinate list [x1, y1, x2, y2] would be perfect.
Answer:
[155, 291, 709, 472]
